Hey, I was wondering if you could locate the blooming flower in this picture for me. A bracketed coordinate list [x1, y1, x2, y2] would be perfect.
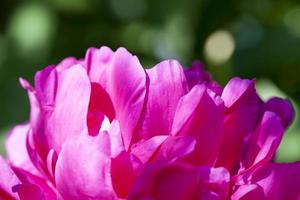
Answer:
[1, 46, 299, 200]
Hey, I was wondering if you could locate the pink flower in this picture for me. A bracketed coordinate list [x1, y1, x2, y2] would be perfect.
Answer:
[1, 46, 299, 200]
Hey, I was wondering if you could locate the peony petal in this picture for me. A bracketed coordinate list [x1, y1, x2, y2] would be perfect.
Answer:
[12, 167, 56, 200]
[217, 78, 263, 171]
[106, 47, 147, 150]
[128, 163, 230, 200]
[241, 111, 284, 171]
[56, 57, 79, 71]
[111, 151, 142, 198]
[184, 60, 209, 88]
[32, 64, 91, 159]
[5, 123, 38, 176]
[154, 136, 197, 163]
[46, 149, 58, 181]
[265, 97, 295, 129]
[55, 132, 117, 199]
[184, 60, 222, 95]
[87, 83, 115, 136]
[221, 77, 256, 108]
[231, 184, 265, 200]
[137, 60, 188, 139]
[172, 84, 224, 165]
[130, 135, 168, 163]
[13, 184, 45, 200]
[84, 46, 114, 87]
[0, 156, 20, 199]
[108, 120, 125, 158]
[245, 162, 300, 200]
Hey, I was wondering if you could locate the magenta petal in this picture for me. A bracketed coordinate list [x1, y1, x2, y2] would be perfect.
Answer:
[32, 64, 91, 158]
[5, 123, 38, 175]
[108, 120, 125, 158]
[13, 184, 45, 200]
[241, 111, 284, 170]
[172, 85, 223, 165]
[184, 60, 209, 88]
[84, 46, 114, 86]
[111, 151, 142, 198]
[217, 78, 263, 171]
[231, 184, 264, 200]
[56, 57, 79, 71]
[138, 60, 188, 139]
[265, 97, 295, 129]
[55, 133, 117, 200]
[249, 162, 300, 200]
[12, 167, 56, 200]
[106, 48, 147, 150]
[129, 163, 230, 200]
[131, 135, 168, 163]
[0, 156, 20, 199]
[184, 60, 222, 95]
[46, 149, 58, 180]
[88, 83, 115, 136]
[221, 77, 256, 108]
[154, 136, 197, 163]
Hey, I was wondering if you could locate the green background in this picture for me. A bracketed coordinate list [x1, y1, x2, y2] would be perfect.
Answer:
[0, 0, 300, 161]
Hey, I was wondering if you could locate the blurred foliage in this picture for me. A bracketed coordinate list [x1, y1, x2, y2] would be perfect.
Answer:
[0, 0, 300, 161]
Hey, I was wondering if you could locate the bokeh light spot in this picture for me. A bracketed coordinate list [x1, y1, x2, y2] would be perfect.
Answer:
[8, 2, 57, 54]
[284, 7, 300, 37]
[204, 30, 235, 64]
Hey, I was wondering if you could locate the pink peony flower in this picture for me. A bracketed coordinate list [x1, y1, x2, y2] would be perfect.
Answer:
[1, 46, 299, 200]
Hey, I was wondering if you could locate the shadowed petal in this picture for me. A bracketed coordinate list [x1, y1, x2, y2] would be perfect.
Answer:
[184, 60, 222, 95]
[172, 85, 224, 165]
[129, 163, 230, 200]
[241, 111, 284, 171]
[131, 135, 168, 163]
[154, 136, 197, 163]
[217, 78, 263, 171]
[265, 97, 295, 129]
[12, 167, 56, 200]
[87, 83, 115, 136]
[239, 162, 300, 200]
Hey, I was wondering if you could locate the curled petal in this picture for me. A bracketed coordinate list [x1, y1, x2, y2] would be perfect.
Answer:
[172, 85, 223, 165]
[88, 83, 115, 136]
[55, 133, 116, 199]
[32, 64, 91, 158]
[84, 46, 114, 86]
[239, 162, 300, 200]
[241, 111, 284, 171]
[265, 97, 295, 129]
[138, 60, 188, 139]
[106, 48, 147, 150]
[217, 78, 263, 171]
[154, 136, 197, 163]
[131, 135, 168, 163]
